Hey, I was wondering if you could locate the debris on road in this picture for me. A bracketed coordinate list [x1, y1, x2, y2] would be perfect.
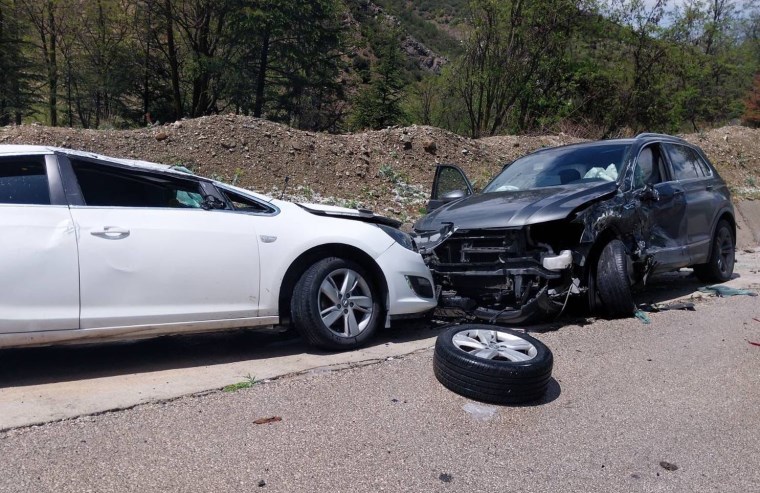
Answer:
[638, 302, 696, 313]
[748, 341, 760, 347]
[462, 403, 498, 421]
[698, 285, 758, 297]
[439, 473, 453, 483]
[659, 461, 679, 471]
[253, 416, 282, 425]
[634, 310, 652, 324]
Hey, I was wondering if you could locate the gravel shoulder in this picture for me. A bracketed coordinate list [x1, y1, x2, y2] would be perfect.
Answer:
[1, 294, 759, 493]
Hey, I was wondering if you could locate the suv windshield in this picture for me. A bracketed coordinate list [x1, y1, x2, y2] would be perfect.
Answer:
[482, 143, 631, 193]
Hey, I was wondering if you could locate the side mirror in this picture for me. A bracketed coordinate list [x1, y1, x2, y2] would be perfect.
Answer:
[427, 164, 475, 212]
[441, 189, 467, 201]
[638, 184, 659, 202]
[201, 195, 226, 210]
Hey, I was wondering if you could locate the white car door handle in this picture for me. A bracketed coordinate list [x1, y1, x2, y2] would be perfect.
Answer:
[91, 226, 130, 240]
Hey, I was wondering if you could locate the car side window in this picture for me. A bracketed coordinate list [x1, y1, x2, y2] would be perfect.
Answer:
[0, 157, 50, 205]
[693, 153, 713, 177]
[663, 144, 702, 181]
[220, 188, 275, 214]
[70, 159, 205, 208]
[634, 144, 668, 188]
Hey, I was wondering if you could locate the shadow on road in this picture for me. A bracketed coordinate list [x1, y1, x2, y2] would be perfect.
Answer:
[0, 320, 445, 389]
[0, 269, 732, 390]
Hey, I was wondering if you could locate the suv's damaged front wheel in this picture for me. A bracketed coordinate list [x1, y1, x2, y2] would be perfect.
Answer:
[596, 239, 636, 318]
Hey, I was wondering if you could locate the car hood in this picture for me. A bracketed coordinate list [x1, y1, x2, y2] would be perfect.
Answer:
[414, 181, 618, 231]
[297, 203, 402, 228]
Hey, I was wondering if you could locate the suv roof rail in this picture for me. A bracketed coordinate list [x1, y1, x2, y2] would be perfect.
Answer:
[634, 132, 685, 141]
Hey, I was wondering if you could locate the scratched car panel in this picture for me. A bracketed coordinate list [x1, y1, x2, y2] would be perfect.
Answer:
[413, 133, 735, 322]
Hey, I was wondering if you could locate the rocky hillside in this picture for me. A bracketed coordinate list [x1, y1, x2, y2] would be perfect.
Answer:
[2, 116, 759, 226]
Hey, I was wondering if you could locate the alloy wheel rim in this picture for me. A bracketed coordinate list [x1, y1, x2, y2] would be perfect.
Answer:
[318, 268, 373, 338]
[716, 228, 734, 275]
[451, 329, 538, 362]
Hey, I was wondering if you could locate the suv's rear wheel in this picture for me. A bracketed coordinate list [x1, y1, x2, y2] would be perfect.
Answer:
[291, 257, 382, 350]
[694, 220, 735, 282]
[596, 239, 635, 318]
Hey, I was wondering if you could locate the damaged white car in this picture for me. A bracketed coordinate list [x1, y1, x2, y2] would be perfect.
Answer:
[0, 145, 436, 350]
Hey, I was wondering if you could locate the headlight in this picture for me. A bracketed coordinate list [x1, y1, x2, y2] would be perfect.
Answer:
[377, 224, 416, 251]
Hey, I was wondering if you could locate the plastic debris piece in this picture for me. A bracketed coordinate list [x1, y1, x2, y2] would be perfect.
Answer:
[659, 461, 679, 471]
[638, 302, 695, 313]
[748, 341, 760, 347]
[697, 285, 758, 297]
[462, 402, 498, 421]
[753, 318, 760, 323]
[634, 309, 651, 324]
[253, 416, 282, 425]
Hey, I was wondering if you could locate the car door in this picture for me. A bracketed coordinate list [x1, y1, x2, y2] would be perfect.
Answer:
[662, 143, 718, 264]
[632, 143, 690, 271]
[62, 156, 261, 330]
[427, 164, 474, 212]
[0, 154, 79, 333]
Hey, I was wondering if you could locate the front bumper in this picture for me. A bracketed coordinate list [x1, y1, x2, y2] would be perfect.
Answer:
[375, 242, 438, 316]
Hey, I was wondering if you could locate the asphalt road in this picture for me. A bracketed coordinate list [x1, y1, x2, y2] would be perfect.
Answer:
[1, 275, 759, 492]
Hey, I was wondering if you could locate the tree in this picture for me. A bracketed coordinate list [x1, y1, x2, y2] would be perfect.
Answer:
[350, 29, 407, 130]
[19, 0, 60, 126]
[0, 0, 34, 125]
[448, 0, 580, 137]
[744, 73, 760, 126]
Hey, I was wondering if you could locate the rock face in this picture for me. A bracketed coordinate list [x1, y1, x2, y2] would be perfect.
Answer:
[1, 116, 758, 226]
[401, 35, 449, 74]
[351, 0, 450, 74]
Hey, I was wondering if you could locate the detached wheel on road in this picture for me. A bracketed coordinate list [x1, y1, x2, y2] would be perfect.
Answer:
[596, 239, 635, 318]
[693, 220, 735, 283]
[291, 257, 382, 351]
[433, 325, 553, 404]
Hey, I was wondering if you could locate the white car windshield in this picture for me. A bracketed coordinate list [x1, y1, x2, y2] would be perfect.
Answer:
[482, 143, 631, 193]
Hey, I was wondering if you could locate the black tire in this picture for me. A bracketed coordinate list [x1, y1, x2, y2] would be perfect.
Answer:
[290, 257, 382, 351]
[433, 324, 553, 405]
[693, 220, 735, 283]
[595, 239, 635, 318]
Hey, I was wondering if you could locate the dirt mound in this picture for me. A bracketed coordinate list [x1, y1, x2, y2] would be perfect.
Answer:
[2, 116, 759, 226]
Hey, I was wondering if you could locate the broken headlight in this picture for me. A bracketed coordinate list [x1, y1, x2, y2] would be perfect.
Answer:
[377, 224, 416, 251]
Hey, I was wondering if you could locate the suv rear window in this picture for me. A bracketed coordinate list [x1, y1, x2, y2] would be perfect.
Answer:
[664, 144, 703, 181]
[0, 158, 50, 205]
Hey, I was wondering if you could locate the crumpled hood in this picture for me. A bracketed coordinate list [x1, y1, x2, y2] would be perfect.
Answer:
[414, 181, 618, 231]
[298, 203, 401, 228]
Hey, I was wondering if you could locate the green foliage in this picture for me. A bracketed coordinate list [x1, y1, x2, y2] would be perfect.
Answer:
[0, 0, 36, 125]
[0, 0, 758, 135]
[350, 28, 407, 130]
[222, 374, 257, 392]
[744, 74, 760, 127]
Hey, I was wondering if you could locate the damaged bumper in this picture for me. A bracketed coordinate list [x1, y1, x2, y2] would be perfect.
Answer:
[412, 226, 579, 324]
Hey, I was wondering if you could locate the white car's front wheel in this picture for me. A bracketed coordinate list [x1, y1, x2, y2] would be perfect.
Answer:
[291, 257, 382, 350]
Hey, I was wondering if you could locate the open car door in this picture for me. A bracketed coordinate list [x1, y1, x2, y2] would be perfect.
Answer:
[427, 164, 474, 212]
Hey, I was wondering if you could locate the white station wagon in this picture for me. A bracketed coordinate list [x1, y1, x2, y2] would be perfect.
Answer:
[0, 145, 437, 350]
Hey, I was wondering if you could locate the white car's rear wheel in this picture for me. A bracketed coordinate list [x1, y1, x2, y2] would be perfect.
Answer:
[291, 257, 382, 350]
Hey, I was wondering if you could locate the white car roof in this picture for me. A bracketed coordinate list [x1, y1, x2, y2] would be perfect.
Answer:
[1, 144, 275, 202]
[0, 144, 173, 173]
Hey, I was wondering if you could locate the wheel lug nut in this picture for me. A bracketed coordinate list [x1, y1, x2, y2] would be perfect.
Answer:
[350, 302, 354, 307]
[343, 309, 348, 314]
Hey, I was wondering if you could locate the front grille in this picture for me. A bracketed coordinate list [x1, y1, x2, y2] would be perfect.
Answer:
[434, 229, 528, 265]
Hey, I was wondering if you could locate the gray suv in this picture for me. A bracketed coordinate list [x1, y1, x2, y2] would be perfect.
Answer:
[413, 133, 735, 322]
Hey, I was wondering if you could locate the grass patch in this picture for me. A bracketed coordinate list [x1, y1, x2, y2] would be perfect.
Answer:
[222, 374, 257, 392]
